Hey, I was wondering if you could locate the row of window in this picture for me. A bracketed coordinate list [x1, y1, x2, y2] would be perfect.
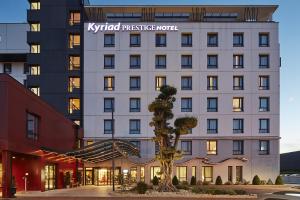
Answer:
[1, 63, 40, 76]
[102, 54, 271, 69]
[102, 97, 271, 113]
[102, 32, 270, 47]
[103, 75, 270, 91]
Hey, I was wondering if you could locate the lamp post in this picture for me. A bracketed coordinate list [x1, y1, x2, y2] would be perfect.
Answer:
[111, 107, 115, 191]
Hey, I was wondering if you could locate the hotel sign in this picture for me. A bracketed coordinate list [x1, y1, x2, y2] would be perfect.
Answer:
[87, 23, 179, 33]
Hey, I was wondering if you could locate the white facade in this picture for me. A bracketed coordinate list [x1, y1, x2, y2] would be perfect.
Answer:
[83, 10, 280, 184]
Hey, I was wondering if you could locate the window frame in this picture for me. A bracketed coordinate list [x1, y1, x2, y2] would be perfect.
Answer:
[26, 112, 39, 140]
[233, 97, 244, 112]
[155, 33, 167, 47]
[104, 97, 114, 112]
[233, 54, 244, 69]
[129, 76, 141, 91]
[129, 98, 141, 112]
[207, 33, 218, 47]
[259, 54, 270, 68]
[104, 33, 115, 47]
[207, 119, 218, 134]
[181, 140, 192, 155]
[181, 33, 192, 47]
[259, 118, 270, 133]
[104, 76, 115, 91]
[233, 33, 244, 47]
[130, 55, 141, 69]
[233, 118, 244, 133]
[207, 76, 218, 90]
[259, 33, 269, 47]
[207, 140, 217, 155]
[181, 55, 192, 69]
[259, 97, 270, 112]
[181, 76, 192, 90]
[207, 97, 218, 112]
[207, 55, 218, 69]
[233, 140, 244, 155]
[181, 97, 192, 112]
[155, 55, 167, 69]
[233, 76, 244, 90]
[259, 140, 270, 155]
[129, 119, 141, 134]
[155, 76, 166, 91]
[104, 54, 115, 69]
[130, 33, 141, 47]
[104, 119, 113, 134]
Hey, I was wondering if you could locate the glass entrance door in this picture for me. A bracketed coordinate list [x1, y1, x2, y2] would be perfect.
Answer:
[94, 167, 120, 185]
[44, 165, 56, 190]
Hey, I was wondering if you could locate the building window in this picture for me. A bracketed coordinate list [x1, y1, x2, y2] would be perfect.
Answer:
[202, 166, 213, 182]
[181, 141, 192, 155]
[129, 119, 140, 134]
[259, 140, 270, 155]
[140, 167, 145, 182]
[181, 55, 192, 68]
[156, 33, 166, 47]
[233, 97, 244, 112]
[131, 167, 138, 181]
[233, 33, 243, 47]
[207, 119, 218, 134]
[104, 98, 114, 112]
[69, 11, 80, 26]
[104, 55, 115, 69]
[207, 55, 218, 68]
[68, 98, 80, 114]
[259, 33, 269, 47]
[24, 64, 30, 74]
[176, 166, 187, 182]
[207, 33, 218, 47]
[27, 113, 39, 140]
[233, 55, 244, 68]
[155, 55, 166, 69]
[233, 119, 244, 133]
[259, 97, 270, 112]
[69, 34, 80, 48]
[259, 119, 270, 133]
[104, 119, 113, 134]
[30, 23, 40, 32]
[29, 65, 40, 75]
[30, 44, 40, 53]
[130, 140, 140, 151]
[3, 63, 12, 74]
[130, 76, 141, 91]
[207, 97, 218, 112]
[130, 98, 141, 112]
[130, 34, 141, 47]
[104, 34, 115, 47]
[181, 33, 192, 47]
[207, 140, 217, 155]
[68, 77, 80, 92]
[130, 55, 141, 69]
[233, 76, 244, 90]
[69, 56, 80, 70]
[228, 166, 233, 182]
[233, 140, 244, 155]
[236, 166, 243, 182]
[181, 98, 192, 112]
[192, 166, 196, 179]
[259, 55, 269, 68]
[104, 76, 115, 91]
[181, 76, 192, 90]
[207, 76, 218, 90]
[155, 76, 166, 91]
[259, 76, 270, 90]
[30, 1, 40, 10]
[29, 86, 40, 96]
[150, 166, 161, 180]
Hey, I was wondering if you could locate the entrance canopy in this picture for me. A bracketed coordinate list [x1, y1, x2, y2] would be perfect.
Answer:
[66, 139, 140, 163]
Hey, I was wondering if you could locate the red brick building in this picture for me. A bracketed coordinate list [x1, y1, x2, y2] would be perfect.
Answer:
[0, 74, 82, 197]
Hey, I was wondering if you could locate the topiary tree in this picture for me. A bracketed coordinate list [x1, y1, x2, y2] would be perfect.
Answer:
[190, 176, 196, 185]
[172, 176, 179, 186]
[152, 176, 159, 186]
[148, 85, 198, 192]
[275, 175, 284, 185]
[252, 175, 261, 185]
[215, 176, 223, 185]
[136, 182, 148, 194]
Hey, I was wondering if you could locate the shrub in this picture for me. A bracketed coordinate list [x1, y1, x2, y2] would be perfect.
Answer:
[260, 180, 266, 185]
[234, 189, 247, 195]
[176, 183, 190, 190]
[243, 181, 250, 185]
[203, 181, 211, 185]
[152, 176, 159, 186]
[191, 187, 246, 195]
[275, 175, 284, 185]
[215, 176, 223, 185]
[224, 181, 233, 185]
[172, 176, 179, 186]
[196, 180, 203, 185]
[190, 176, 196, 185]
[252, 175, 261, 185]
[136, 182, 148, 194]
[267, 179, 273, 185]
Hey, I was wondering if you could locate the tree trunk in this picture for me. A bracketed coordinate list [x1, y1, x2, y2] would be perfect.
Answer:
[158, 159, 177, 192]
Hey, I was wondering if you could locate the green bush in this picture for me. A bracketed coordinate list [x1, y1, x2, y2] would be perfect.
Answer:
[267, 178, 273, 185]
[152, 176, 159, 186]
[224, 181, 233, 185]
[234, 189, 247, 195]
[215, 176, 223, 185]
[190, 176, 196, 185]
[252, 175, 261, 185]
[260, 180, 266, 185]
[136, 182, 148, 194]
[191, 187, 247, 195]
[176, 183, 190, 190]
[172, 175, 179, 186]
[275, 175, 284, 185]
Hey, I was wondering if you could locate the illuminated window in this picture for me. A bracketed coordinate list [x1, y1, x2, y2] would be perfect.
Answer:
[73, 120, 80, 126]
[207, 140, 217, 155]
[233, 97, 244, 112]
[29, 86, 40, 96]
[86, 140, 94, 146]
[68, 77, 80, 92]
[176, 166, 187, 182]
[30, 23, 40, 32]
[30, 44, 40, 53]
[202, 166, 213, 182]
[150, 166, 161, 181]
[69, 56, 80, 70]
[27, 112, 39, 140]
[69, 11, 80, 26]
[155, 76, 166, 91]
[140, 167, 145, 182]
[69, 34, 80, 48]
[29, 65, 40, 75]
[30, 1, 40, 10]
[130, 167, 137, 183]
[104, 76, 114, 91]
[207, 76, 218, 90]
[233, 55, 244, 68]
[192, 166, 196, 179]
[69, 98, 80, 114]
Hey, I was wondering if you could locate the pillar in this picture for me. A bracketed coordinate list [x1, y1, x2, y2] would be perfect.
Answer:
[2, 150, 13, 198]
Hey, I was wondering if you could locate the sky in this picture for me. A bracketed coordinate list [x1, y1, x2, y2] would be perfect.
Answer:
[1, 0, 299, 153]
